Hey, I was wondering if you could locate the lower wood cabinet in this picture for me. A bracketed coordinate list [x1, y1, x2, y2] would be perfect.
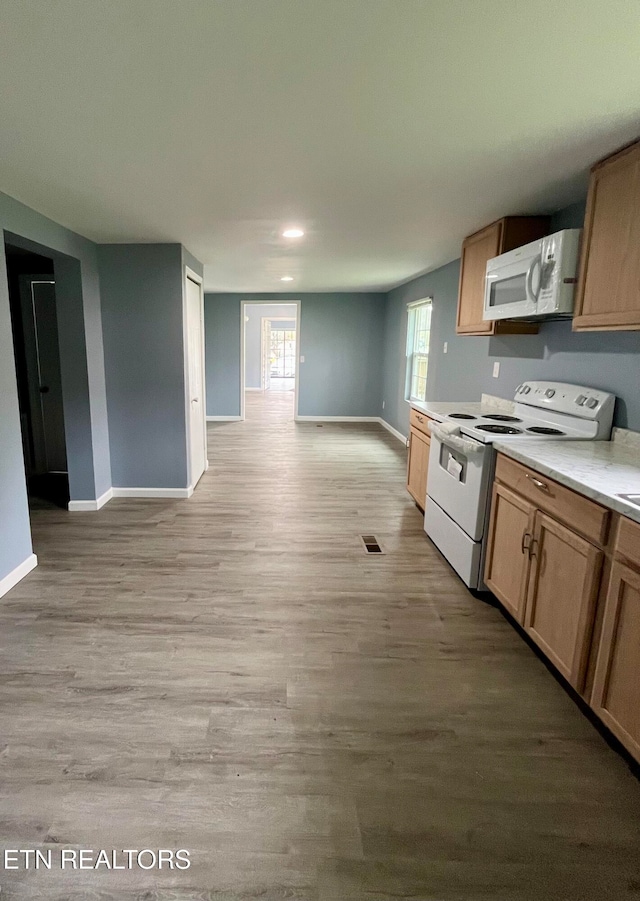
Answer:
[486, 453, 640, 765]
[591, 520, 640, 761]
[524, 511, 603, 690]
[485, 475, 603, 691]
[407, 426, 429, 510]
[484, 483, 534, 623]
[485, 455, 608, 694]
[407, 408, 432, 510]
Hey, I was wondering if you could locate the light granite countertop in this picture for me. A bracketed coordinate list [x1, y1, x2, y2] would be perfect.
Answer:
[493, 429, 640, 525]
[410, 393, 514, 422]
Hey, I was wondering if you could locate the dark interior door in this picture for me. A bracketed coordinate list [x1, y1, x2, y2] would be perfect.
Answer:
[19, 276, 67, 474]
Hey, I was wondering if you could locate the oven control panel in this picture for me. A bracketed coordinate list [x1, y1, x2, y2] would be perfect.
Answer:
[514, 381, 615, 420]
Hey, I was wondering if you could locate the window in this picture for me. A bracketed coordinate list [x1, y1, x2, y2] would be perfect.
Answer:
[269, 327, 296, 378]
[405, 299, 432, 403]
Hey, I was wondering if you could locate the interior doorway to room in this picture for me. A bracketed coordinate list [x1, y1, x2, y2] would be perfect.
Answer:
[241, 301, 299, 419]
[5, 242, 69, 508]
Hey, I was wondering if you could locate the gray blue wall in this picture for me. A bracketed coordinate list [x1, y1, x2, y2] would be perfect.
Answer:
[244, 303, 297, 388]
[0, 192, 111, 585]
[381, 199, 640, 436]
[205, 293, 386, 417]
[99, 244, 192, 489]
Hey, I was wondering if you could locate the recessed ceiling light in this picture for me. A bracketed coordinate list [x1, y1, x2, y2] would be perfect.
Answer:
[282, 228, 304, 238]
[280, 276, 294, 282]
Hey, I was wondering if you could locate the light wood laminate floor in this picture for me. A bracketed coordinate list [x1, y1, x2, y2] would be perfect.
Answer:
[1, 391, 639, 899]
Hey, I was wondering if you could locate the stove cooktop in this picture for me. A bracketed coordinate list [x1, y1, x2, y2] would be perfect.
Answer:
[445, 412, 524, 423]
[439, 380, 615, 443]
[440, 407, 581, 443]
[475, 424, 523, 435]
[481, 414, 522, 422]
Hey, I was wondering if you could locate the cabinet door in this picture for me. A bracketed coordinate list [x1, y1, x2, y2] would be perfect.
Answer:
[574, 141, 640, 331]
[484, 483, 535, 624]
[524, 512, 603, 690]
[407, 427, 429, 510]
[456, 222, 502, 335]
[591, 561, 640, 761]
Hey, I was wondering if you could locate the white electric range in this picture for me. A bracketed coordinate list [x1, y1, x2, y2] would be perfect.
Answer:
[423, 381, 615, 590]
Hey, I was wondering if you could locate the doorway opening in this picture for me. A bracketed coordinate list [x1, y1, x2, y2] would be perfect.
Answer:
[5, 241, 69, 509]
[241, 301, 300, 420]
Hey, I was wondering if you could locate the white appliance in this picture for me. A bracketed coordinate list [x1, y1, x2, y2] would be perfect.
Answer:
[424, 381, 615, 591]
[483, 229, 582, 321]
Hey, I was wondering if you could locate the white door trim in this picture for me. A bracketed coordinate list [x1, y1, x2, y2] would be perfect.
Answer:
[183, 267, 207, 492]
[240, 301, 300, 421]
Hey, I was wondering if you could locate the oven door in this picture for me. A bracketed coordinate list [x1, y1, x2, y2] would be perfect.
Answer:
[426, 431, 493, 541]
[483, 250, 542, 321]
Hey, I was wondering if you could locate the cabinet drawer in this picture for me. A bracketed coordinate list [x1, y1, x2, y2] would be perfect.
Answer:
[495, 454, 610, 547]
[410, 408, 432, 436]
[616, 517, 640, 569]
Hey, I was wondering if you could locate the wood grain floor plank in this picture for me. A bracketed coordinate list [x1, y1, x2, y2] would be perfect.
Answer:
[0, 390, 638, 900]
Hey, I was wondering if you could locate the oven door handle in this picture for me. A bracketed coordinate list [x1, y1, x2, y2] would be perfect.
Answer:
[432, 428, 484, 456]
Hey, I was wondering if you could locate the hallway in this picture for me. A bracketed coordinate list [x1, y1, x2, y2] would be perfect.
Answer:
[0, 392, 639, 899]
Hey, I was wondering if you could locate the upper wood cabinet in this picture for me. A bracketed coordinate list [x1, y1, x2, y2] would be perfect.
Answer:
[574, 139, 640, 331]
[456, 216, 549, 336]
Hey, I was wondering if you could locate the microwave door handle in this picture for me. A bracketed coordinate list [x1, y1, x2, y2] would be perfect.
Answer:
[525, 254, 542, 304]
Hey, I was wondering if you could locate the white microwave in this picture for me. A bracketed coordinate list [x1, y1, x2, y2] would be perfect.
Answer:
[483, 229, 582, 321]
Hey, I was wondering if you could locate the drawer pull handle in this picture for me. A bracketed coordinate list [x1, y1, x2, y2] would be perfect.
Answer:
[526, 474, 549, 493]
[416, 414, 424, 422]
[521, 531, 532, 554]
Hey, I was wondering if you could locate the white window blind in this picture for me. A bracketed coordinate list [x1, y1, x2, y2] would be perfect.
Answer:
[405, 299, 432, 403]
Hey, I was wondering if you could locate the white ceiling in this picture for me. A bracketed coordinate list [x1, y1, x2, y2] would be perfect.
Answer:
[1, 1, 640, 293]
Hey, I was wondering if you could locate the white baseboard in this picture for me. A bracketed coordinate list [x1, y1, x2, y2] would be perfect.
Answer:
[68, 488, 113, 512]
[206, 415, 242, 421]
[245, 387, 263, 392]
[0, 554, 38, 599]
[69, 483, 196, 509]
[295, 416, 381, 423]
[295, 414, 407, 445]
[378, 418, 407, 444]
[112, 487, 193, 499]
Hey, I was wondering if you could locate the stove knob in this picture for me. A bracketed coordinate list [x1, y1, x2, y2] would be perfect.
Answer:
[545, 388, 555, 398]
[522, 385, 531, 394]
[576, 394, 587, 406]
[586, 397, 598, 409]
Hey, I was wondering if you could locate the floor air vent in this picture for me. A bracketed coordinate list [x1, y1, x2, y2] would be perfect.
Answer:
[360, 535, 384, 554]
